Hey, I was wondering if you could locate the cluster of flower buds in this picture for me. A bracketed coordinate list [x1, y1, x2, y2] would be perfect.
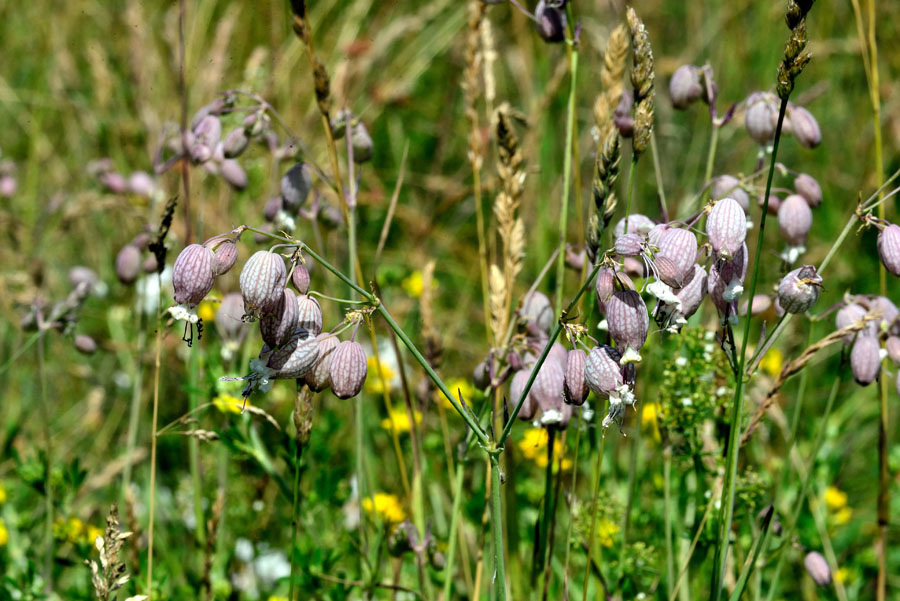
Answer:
[835, 295, 899, 388]
[744, 92, 821, 148]
[115, 228, 163, 284]
[20, 266, 101, 355]
[88, 159, 160, 199]
[0, 156, 17, 198]
[259, 162, 313, 234]
[176, 242, 369, 401]
[387, 520, 445, 571]
[330, 110, 374, 164]
[669, 64, 716, 110]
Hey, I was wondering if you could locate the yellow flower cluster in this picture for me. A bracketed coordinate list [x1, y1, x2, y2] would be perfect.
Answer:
[824, 486, 852, 526]
[759, 348, 783, 377]
[361, 493, 406, 524]
[366, 356, 396, 395]
[401, 271, 425, 298]
[380, 408, 422, 434]
[53, 516, 104, 547]
[213, 394, 247, 415]
[596, 518, 620, 548]
[439, 378, 479, 412]
[0, 518, 8, 547]
[517, 428, 573, 470]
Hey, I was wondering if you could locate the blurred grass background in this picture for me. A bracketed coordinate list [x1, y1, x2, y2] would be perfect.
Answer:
[1, 0, 899, 599]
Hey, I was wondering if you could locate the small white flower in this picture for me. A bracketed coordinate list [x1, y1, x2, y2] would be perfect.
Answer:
[675, 356, 688, 368]
[540, 409, 564, 426]
[723, 278, 744, 302]
[597, 318, 609, 332]
[647, 279, 682, 313]
[680, 397, 693, 407]
[621, 347, 643, 365]
[167, 304, 199, 324]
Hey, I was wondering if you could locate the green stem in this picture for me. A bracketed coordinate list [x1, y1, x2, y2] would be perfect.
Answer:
[622, 398, 644, 543]
[554, 37, 579, 315]
[703, 123, 720, 186]
[664, 449, 675, 600]
[122, 307, 146, 496]
[649, 130, 668, 218]
[623, 160, 637, 235]
[490, 453, 507, 601]
[38, 334, 53, 592]
[188, 351, 206, 546]
[288, 441, 303, 601]
[442, 460, 467, 601]
[712, 97, 788, 600]
[534, 429, 557, 580]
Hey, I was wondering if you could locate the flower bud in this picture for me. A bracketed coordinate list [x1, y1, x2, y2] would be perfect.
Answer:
[607, 290, 649, 353]
[260, 288, 299, 348]
[869, 296, 899, 335]
[789, 105, 821, 149]
[239, 250, 287, 317]
[74, 334, 98, 355]
[263, 196, 283, 222]
[531, 359, 565, 415]
[220, 159, 247, 190]
[329, 341, 368, 399]
[565, 247, 586, 271]
[115, 244, 142, 285]
[877, 223, 900, 277]
[803, 551, 832, 587]
[215, 292, 249, 344]
[656, 227, 698, 287]
[521, 291, 554, 333]
[69, 266, 100, 292]
[204, 235, 240, 276]
[305, 333, 339, 392]
[885, 336, 900, 366]
[745, 93, 778, 144]
[778, 194, 813, 247]
[596, 267, 634, 311]
[707, 197, 747, 261]
[190, 115, 222, 164]
[0, 175, 16, 197]
[547, 341, 568, 368]
[584, 345, 623, 396]
[473, 360, 491, 389]
[777, 265, 822, 314]
[173, 243, 217, 308]
[99, 171, 128, 194]
[850, 334, 881, 386]
[351, 122, 374, 164]
[281, 163, 312, 213]
[614, 91, 635, 138]
[741, 294, 773, 317]
[127, 171, 157, 197]
[712, 175, 750, 212]
[291, 263, 311, 294]
[708, 243, 748, 317]
[564, 349, 589, 405]
[510, 370, 536, 420]
[534, 0, 566, 43]
[296, 294, 323, 336]
[675, 264, 708, 320]
[836, 302, 868, 344]
[615, 233, 645, 257]
[614, 214, 654, 238]
[794, 173, 822, 208]
[670, 65, 703, 110]
[223, 127, 250, 158]
[267, 332, 320, 379]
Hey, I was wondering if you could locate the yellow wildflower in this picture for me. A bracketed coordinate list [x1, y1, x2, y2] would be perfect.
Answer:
[268, 597, 290, 601]
[366, 356, 396, 395]
[0, 482, 6, 504]
[517, 427, 572, 470]
[641, 403, 662, 443]
[832, 507, 852, 526]
[401, 271, 425, 298]
[213, 394, 246, 415]
[197, 300, 217, 323]
[759, 348, 783, 377]
[596, 518, 619, 548]
[381, 408, 422, 434]
[835, 567, 851, 584]
[0, 518, 8, 546]
[86, 525, 104, 547]
[361, 493, 405, 523]
[824, 486, 847, 511]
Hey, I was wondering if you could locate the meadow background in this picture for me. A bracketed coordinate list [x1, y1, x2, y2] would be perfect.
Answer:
[0, 0, 899, 599]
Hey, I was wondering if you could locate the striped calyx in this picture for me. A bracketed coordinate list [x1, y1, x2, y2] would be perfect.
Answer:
[240, 250, 287, 317]
[329, 341, 368, 399]
[173, 243, 216, 308]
